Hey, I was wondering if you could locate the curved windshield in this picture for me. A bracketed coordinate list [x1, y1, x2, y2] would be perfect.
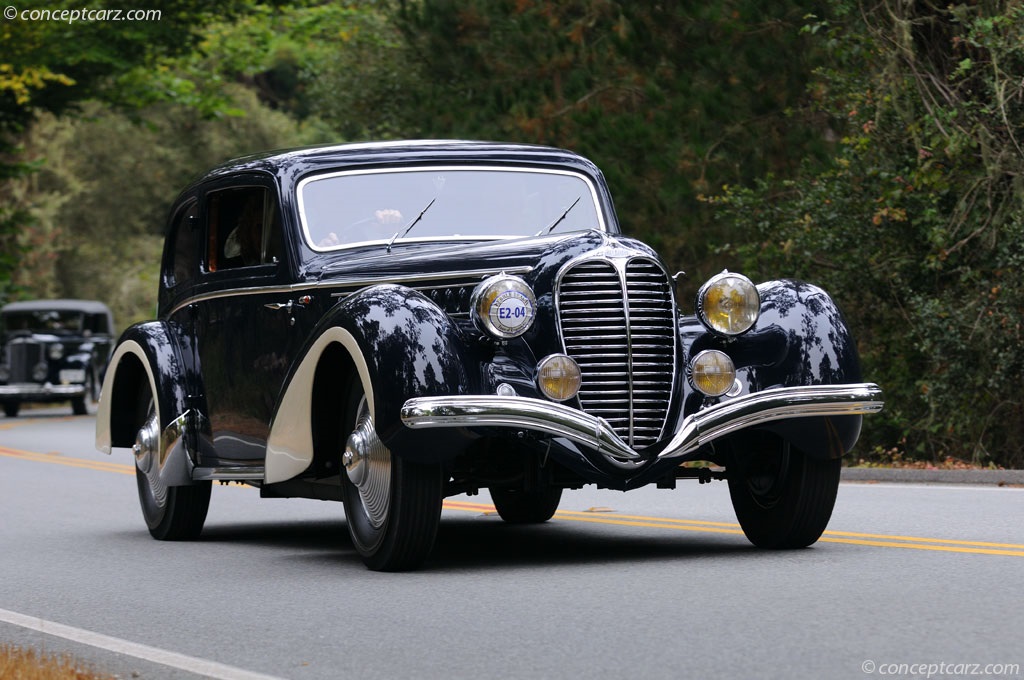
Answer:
[298, 167, 605, 251]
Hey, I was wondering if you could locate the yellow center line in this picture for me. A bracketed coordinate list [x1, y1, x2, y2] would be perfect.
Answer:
[0, 445, 135, 474]
[4, 448, 1021, 557]
[443, 500, 1024, 557]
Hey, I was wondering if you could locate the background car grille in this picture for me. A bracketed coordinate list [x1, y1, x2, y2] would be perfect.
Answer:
[557, 257, 676, 449]
[6, 341, 42, 382]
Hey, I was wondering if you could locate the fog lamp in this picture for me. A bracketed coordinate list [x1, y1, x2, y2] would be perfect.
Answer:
[48, 342, 65, 360]
[471, 274, 537, 339]
[690, 350, 736, 397]
[31, 362, 49, 382]
[696, 271, 760, 336]
[536, 354, 582, 402]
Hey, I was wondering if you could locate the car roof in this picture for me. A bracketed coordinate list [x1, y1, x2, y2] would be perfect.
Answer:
[190, 140, 605, 188]
[1, 299, 112, 315]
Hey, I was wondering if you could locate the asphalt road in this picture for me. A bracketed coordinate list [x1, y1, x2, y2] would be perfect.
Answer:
[2, 408, 1022, 680]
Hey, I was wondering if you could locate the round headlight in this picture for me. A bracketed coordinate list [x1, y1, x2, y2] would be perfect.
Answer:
[471, 274, 537, 339]
[696, 271, 760, 336]
[536, 354, 582, 402]
[690, 349, 736, 397]
[31, 362, 49, 382]
[48, 343, 65, 360]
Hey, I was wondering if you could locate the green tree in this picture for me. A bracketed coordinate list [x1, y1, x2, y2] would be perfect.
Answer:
[712, 1, 1024, 466]
[0, 0, 253, 301]
[320, 0, 833, 287]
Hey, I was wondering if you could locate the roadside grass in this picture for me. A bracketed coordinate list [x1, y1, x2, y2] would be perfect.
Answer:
[0, 644, 113, 679]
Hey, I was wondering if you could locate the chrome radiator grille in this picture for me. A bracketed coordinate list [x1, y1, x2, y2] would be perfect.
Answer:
[6, 341, 42, 382]
[556, 257, 676, 448]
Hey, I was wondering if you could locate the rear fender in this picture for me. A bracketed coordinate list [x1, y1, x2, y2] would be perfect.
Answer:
[94, 321, 195, 486]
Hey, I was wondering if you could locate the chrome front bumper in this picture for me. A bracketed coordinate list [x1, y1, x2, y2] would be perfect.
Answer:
[0, 383, 86, 400]
[401, 383, 884, 463]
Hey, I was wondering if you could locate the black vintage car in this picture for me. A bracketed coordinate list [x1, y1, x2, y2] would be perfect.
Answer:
[0, 299, 114, 417]
[95, 141, 883, 570]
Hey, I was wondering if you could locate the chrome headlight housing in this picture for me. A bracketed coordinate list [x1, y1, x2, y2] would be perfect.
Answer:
[696, 271, 760, 336]
[471, 274, 537, 339]
[48, 342, 65, 360]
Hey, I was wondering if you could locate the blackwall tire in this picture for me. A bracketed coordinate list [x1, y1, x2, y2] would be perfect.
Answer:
[727, 434, 841, 549]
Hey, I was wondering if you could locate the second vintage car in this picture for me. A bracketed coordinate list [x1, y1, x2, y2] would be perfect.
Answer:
[96, 140, 883, 570]
[1, 299, 113, 417]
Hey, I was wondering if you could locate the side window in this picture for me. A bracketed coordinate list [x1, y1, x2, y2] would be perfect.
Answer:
[163, 199, 200, 290]
[206, 186, 282, 272]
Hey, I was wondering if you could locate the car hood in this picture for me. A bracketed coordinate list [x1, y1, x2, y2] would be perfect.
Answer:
[310, 230, 664, 287]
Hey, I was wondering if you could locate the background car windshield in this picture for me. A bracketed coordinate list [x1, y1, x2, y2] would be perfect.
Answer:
[300, 168, 603, 250]
[2, 310, 84, 335]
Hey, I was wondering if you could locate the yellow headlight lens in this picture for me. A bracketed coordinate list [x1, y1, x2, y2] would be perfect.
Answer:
[536, 354, 582, 402]
[696, 271, 760, 336]
[690, 349, 736, 397]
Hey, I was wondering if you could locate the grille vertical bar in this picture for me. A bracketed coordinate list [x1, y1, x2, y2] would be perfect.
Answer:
[7, 342, 42, 382]
[557, 257, 676, 448]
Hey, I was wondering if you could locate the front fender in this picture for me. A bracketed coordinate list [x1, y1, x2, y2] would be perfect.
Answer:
[686, 280, 867, 457]
[266, 284, 473, 483]
[95, 321, 195, 486]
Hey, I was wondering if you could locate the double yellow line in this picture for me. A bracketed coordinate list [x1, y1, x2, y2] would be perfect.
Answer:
[444, 502, 1024, 558]
[4, 445, 1023, 558]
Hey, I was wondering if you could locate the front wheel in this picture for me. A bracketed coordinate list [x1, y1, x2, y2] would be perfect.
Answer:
[340, 385, 442, 571]
[2, 402, 19, 418]
[133, 387, 210, 540]
[727, 434, 841, 549]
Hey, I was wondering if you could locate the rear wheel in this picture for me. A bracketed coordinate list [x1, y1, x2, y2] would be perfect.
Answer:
[340, 384, 442, 571]
[133, 384, 210, 540]
[490, 486, 562, 524]
[2, 402, 19, 418]
[727, 434, 841, 549]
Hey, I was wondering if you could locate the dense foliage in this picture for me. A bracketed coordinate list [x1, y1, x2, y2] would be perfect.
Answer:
[1, 0, 1021, 466]
[710, 1, 1024, 466]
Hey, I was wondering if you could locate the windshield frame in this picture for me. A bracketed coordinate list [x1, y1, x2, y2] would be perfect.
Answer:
[296, 165, 607, 253]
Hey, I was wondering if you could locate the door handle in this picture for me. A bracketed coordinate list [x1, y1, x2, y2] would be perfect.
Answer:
[264, 295, 312, 313]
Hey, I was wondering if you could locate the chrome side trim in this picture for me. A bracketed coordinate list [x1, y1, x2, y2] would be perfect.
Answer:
[401, 383, 884, 465]
[166, 266, 533, 318]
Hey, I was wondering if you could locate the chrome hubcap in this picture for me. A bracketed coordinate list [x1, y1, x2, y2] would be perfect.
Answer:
[134, 403, 167, 509]
[343, 397, 391, 529]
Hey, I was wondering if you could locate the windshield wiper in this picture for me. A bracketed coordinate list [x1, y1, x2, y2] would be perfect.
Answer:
[387, 197, 436, 253]
[535, 195, 581, 236]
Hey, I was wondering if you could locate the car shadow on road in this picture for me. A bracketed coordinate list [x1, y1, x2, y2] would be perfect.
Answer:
[196, 514, 754, 571]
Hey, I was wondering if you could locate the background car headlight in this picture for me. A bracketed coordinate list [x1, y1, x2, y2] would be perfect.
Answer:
[536, 354, 582, 401]
[471, 274, 537, 339]
[48, 343, 65, 360]
[696, 271, 760, 336]
[690, 349, 736, 397]
[31, 362, 49, 382]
